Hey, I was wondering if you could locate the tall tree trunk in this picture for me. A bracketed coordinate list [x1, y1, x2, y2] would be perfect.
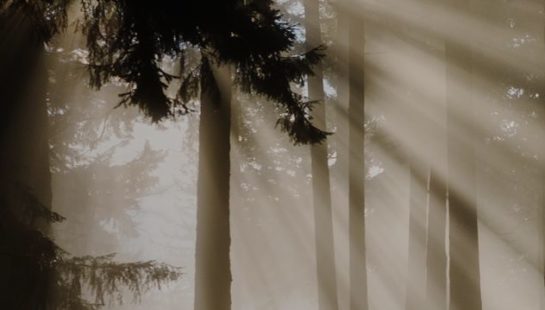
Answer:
[331, 4, 350, 310]
[541, 2, 545, 307]
[445, 0, 482, 308]
[194, 58, 232, 310]
[0, 6, 53, 308]
[332, 0, 349, 174]
[312, 0, 351, 303]
[405, 160, 428, 310]
[425, 169, 447, 310]
[348, 11, 368, 310]
[304, 0, 339, 309]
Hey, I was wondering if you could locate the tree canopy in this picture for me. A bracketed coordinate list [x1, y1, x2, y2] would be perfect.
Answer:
[4, 0, 328, 144]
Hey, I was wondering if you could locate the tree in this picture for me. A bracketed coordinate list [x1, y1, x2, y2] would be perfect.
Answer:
[304, 0, 339, 308]
[46, 39, 160, 257]
[425, 170, 447, 310]
[405, 159, 428, 310]
[3, 2, 341, 310]
[81, 2, 328, 310]
[0, 4, 182, 309]
[445, 0, 482, 308]
[347, 8, 368, 310]
[0, 2, 63, 306]
[81, 0, 326, 143]
[1, 1, 327, 308]
[403, 44, 430, 310]
[50, 254, 182, 310]
[193, 59, 232, 310]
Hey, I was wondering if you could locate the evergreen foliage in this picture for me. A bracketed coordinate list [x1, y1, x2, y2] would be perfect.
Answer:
[3, 0, 327, 144]
[54, 254, 181, 310]
[0, 0, 68, 43]
[79, 0, 328, 144]
[0, 183, 182, 310]
[0, 4, 181, 308]
[0, 0, 328, 307]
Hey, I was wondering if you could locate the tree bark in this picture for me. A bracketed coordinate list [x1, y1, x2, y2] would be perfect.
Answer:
[348, 11, 368, 310]
[194, 58, 232, 310]
[541, 2, 545, 307]
[0, 6, 53, 308]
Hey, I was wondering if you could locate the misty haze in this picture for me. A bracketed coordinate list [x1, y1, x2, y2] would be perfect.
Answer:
[0, 1, 544, 310]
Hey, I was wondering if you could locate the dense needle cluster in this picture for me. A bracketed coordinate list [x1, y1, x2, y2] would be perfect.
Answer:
[81, 0, 327, 144]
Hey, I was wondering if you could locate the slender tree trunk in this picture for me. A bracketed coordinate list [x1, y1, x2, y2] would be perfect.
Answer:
[331, 5, 350, 310]
[405, 160, 428, 310]
[423, 15, 448, 309]
[194, 58, 232, 310]
[348, 11, 368, 310]
[541, 3, 545, 307]
[425, 169, 447, 310]
[445, 0, 482, 307]
[304, 0, 339, 309]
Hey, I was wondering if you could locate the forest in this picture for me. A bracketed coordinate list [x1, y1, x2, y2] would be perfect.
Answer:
[1, 0, 544, 309]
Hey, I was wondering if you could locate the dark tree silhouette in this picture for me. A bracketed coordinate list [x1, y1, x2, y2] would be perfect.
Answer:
[81, 0, 326, 143]
[193, 59, 233, 310]
[0, 3, 181, 309]
[0, 2, 64, 307]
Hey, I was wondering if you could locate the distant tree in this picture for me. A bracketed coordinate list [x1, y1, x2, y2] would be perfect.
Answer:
[425, 25, 447, 310]
[425, 170, 447, 310]
[403, 25, 435, 310]
[405, 159, 427, 310]
[52, 143, 163, 255]
[445, 0, 482, 308]
[46, 39, 162, 256]
[347, 7, 368, 310]
[303, 0, 339, 308]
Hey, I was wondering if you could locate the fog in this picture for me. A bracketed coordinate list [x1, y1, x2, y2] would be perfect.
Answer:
[2, 0, 545, 310]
